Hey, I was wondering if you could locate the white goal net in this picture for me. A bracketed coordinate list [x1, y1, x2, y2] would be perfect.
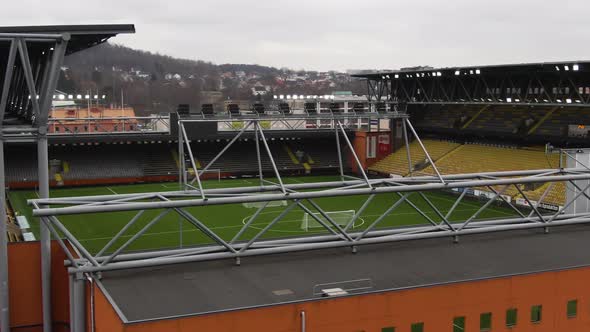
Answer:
[301, 210, 356, 231]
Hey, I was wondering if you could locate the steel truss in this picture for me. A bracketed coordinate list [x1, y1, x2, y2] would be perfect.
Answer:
[0, 32, 69, 332]
[361, 67, 590, 107]
[29, 167, 590, 276]
[27, 114, 590, 332]
[29, 116, 590, 277]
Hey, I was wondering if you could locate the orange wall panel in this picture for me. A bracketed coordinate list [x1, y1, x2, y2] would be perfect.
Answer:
[120, 267, 590, 332]
[94, 284, 124, 332]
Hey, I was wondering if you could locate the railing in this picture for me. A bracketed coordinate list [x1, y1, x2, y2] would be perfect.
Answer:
[47, 115, 170, 135]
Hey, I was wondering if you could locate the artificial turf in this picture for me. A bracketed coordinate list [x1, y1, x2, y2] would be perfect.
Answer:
[7, 175, 517, 254]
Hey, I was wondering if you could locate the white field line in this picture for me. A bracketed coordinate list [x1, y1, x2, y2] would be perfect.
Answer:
[106, 187, 118, 195]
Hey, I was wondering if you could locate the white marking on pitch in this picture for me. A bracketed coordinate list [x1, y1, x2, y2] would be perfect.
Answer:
[106, 187, 118, 195]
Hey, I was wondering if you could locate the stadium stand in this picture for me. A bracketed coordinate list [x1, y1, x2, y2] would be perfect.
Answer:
[368, 140, 461, 176]
[371, 141, 567, 206]
[416, 105, 483, 130]
[465, 106, 551, 135]
[190, 140, 342, 175]
[534, 107, 590, 137]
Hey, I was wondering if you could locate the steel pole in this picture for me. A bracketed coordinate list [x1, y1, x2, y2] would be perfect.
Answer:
[72, 274, 86, 332]
[38, 133, 52, 332]
[0, 136, 8, 332]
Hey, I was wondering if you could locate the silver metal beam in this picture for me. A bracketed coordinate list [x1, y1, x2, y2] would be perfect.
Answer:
[68, 214, 590, 274]
[32, 172, 590, 217]
[30, 168, 581, 204]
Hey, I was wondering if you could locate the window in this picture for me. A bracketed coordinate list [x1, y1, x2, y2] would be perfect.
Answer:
[506, 308, 517, 327]
[567, 300, 578, 318]
[382, 327, 395, 332]
[531, 305, 542, 323]
[366, 136, 377, 158]
[411, 322, 423, 332]
[480, 312, 492, 331]
[453, 316, 465, 332]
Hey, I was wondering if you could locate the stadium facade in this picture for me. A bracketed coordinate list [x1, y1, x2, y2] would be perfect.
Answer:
[1, 25, 590, 332]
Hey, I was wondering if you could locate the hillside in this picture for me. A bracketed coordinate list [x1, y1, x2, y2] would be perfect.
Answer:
[60, 43, 364, 115]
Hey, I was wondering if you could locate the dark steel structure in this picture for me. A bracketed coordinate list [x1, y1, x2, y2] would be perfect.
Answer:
[353, 61, 590, 107]
[0, 24, 134, 332]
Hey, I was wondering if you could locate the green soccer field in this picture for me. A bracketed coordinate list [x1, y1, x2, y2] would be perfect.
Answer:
[7, 175, 518, 254]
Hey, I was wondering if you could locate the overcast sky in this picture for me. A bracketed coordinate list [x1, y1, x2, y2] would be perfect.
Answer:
[1, 0, 589, 71]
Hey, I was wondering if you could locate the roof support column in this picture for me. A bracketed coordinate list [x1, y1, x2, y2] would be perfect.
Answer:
[38, 35, 68, 332]
[0, 38, 16, 332]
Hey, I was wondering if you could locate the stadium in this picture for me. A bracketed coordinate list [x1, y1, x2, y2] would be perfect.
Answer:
[1, 24, 590, 332]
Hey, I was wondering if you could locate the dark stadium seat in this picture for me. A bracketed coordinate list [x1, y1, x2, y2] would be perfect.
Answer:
[177, 104, 190, 117]
[304, 102, 317, 114]
[201, 104, 214, 116]
[227, 104, 240, 116]
[252, 103, 265, 114]
[278, 102, 291, 115]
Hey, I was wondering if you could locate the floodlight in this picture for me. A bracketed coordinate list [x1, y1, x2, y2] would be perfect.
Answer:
[515, 99, 521, 102]
[279, 95, 284, 99]
[330, 95, 335, 100]
[506, 98, 512, 103]
[475, 69, 481, 74]
[58, 94, 65, 100]
[93, 95, 98, 99]
[102, 95, 106, 99]
[68, 95, 73, 99]
[469, 70, 474, 75]
[286, 95, 291, 99]
[573, 64, 580, 71]
[555, 66, 560, 71]
[557, 99, 563, 103]
[437, 72, 442, 77]
[76, 94, 82, 99]
[455, 71, 460, 76]
[564, 65, 570, 71]
[84, 95, 90, 99]
[273, 95, 278, 99]
[394, 74, 399, 79]
[566, 98, 572, 104]
[300, 95, 304, 99]
[52, 95, 56, 99]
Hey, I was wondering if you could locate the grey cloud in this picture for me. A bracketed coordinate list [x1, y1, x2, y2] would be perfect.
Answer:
[1, 0, 589, 71]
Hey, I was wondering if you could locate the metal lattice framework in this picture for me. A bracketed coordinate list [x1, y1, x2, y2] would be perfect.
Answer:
[26, 108, 590, 332]
[354, 61, 590, 107]
[0, 25, 134, 332]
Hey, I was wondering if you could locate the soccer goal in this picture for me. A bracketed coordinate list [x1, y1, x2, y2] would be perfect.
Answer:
[301, 210, 356, 231]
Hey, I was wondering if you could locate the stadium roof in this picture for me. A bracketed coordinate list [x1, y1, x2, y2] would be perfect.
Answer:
[0, 24, 135, 54]
[99, 225, 590, 322]
[352, 60, 590, 79]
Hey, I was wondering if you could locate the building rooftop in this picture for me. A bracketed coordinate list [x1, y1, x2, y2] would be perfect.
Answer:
[99, 225, 590, 323]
